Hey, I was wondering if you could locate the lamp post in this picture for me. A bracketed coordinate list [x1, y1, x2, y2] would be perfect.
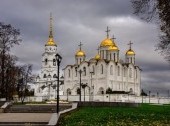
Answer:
[149, 91, 151, 103]
[89, 72, 94, 101]
[81, 83, 88, 102]
[47, 74, 52, 100]
[78, 69, 83, 103]
[55, 53, 62, 114]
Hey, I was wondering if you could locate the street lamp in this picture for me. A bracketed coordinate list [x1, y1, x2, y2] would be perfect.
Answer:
[47, 74, 52, 99]
[81, 83, 88, 102]
[55, 53, 62, 114]
[78, 69, 83, 103]
[89, 71, 94, 101]
[149, 91, 151, 103]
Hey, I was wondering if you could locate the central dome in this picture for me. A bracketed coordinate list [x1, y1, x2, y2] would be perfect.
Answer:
[75, 50, 86, 57]
[100, 38, 114, 47]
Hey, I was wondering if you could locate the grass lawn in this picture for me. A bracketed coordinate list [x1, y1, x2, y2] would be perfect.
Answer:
[59, 104, 170, 126]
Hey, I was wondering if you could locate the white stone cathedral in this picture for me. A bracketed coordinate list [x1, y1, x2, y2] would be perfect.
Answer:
[34, 14, 63, 100]
[63, 27, 141, 101]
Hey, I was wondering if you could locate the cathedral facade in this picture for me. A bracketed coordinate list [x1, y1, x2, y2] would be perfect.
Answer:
[64, 27, 141, 101]
[34, 14, 63, 100]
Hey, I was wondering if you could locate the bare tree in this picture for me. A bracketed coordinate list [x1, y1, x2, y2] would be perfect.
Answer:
[17, 64, 32, 104]
[0, 22, 21, 99]
[131, 0, 170, 62]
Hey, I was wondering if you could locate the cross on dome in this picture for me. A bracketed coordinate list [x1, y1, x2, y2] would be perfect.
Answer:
[105, 26, 110, 38]
[128, 41, 133, 49]
[112, 34, 116, 41]
[78, 42, 83, 50]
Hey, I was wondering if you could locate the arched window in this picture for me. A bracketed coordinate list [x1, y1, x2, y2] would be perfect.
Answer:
[129, 68, 132, 78]
[129, 88, 133, 94]
[110, 65, 113, 75]
[53, 74, 57, 78]
[83, 67, 86, 76]
[117, 66, 120, 76]
[98, 87, 104, 94]
[68, 69, 71, 78]
[101, 64, 103, 74]
[53, 59, 56, 66]
[76, 88, 80, 95]
[92, 66, 95, 75]
[67, 88, 71, 95]
[45, 59, 48, 65]
[43, 74, 46, 78]
[75, 67, 77, 77]
[123, 67, 126, 77]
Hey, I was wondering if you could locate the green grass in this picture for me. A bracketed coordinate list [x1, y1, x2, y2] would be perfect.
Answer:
[59, 104, 170, 126]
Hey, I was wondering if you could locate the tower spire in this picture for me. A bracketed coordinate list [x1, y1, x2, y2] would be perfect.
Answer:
[49, 12, 53, 38]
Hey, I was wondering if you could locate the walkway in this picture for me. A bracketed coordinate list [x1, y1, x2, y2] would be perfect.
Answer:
[0, 113, 51, 122]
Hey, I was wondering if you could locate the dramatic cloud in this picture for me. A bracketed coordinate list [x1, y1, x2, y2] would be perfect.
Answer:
[1, 0, 170, 95]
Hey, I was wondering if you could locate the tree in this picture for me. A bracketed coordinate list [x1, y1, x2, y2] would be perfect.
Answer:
[0, 22, 21, 99]
[131, 0, 170, 62]
[17, 64, 32, 104]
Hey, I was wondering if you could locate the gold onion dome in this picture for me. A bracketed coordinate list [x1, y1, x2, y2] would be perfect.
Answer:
[95, 54, 100, 60]
[75, 50, 86, 57]
[108, 45, 119, 51]
[46, 37, 56, 46]
[100, 38, 115, 47]
[126, 49, 135, 55]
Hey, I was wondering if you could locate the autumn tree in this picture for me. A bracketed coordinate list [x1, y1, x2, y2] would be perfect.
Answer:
[0, 22, 21, 99]
[131, 0, 170, 62]
[17, 64, 32, 104]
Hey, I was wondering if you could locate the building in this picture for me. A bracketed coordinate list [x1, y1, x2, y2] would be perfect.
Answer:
[34, 14, 63, 101]
[63, 27, 141, 101]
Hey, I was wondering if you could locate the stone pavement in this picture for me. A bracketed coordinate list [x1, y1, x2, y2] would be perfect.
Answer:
[0, 113, 52, 122]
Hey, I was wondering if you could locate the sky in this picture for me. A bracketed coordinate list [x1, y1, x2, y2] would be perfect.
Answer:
[0, 0, 170, 96]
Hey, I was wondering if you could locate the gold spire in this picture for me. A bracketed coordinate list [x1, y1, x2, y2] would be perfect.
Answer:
[126, 41, 135, 55]
[46, 13, 56, 46]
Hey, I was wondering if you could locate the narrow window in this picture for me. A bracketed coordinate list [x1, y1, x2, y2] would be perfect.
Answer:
[110, 65, 113, 75]
[45, 59, 48, 65]
[68, 69, 71, 78]
[101, 64, 103, 74]
[118, 66, 120, 76]
[93, 66, 95, 75]
[43, 74, 46, 78]
[83, 67, 86, 76]
[53, 59, 56, 66]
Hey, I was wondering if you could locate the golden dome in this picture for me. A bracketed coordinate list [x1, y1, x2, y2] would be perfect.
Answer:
[126, 49, 135, 55]
[100, 38, 114, 47]
[46, 37, 56, 46]
[108, 45, 119, 51]
[95, 54, 100, 60]
[75, 50, 86, 57]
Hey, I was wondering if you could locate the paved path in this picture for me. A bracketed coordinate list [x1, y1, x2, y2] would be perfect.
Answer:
[0, 113, 51, 122]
